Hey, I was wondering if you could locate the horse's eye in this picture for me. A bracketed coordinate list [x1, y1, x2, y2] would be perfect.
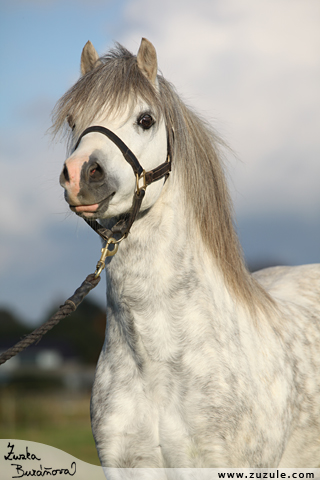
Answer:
[137, 114, 155, 130]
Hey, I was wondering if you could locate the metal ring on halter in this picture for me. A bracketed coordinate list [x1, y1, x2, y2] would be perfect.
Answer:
[135, 170, 146, 195]
[94, 238, 119, 278]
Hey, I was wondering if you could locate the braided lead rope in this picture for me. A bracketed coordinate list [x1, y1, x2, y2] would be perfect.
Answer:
[0, 273, 100, 366]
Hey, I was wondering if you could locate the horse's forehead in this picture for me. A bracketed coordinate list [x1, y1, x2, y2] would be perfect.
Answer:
[90, 98, 153, 127]
[71, 98, 164, 157]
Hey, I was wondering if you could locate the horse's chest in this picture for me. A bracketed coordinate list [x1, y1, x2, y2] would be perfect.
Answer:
[92, 336, 295, 467]
[92, 350, 237, 467]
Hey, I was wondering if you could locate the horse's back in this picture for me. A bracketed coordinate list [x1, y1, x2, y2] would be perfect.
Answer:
[254, 264, 320, 467]
[253, 263, 320, 309]
[253, 263, 320, 363]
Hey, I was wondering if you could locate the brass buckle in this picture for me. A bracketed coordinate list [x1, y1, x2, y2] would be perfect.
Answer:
[94, 238, 119, 278]
[135, 170, 146, 195]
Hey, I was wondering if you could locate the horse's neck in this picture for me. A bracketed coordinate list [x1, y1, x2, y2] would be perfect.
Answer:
[104, 184, 248, 361]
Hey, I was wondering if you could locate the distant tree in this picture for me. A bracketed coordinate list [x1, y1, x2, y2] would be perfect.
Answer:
[0, 299, 106, 365]
[0, 309, 31, 339]
[41, 298, 106, 364]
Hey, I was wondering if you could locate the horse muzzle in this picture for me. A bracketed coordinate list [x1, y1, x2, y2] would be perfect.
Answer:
[60, 154, 117, 218]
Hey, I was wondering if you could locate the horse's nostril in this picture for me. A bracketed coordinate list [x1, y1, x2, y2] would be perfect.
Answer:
[89, 162, 104, 182]
[60, 164, 70, 184]
[64, 165, 69, 182]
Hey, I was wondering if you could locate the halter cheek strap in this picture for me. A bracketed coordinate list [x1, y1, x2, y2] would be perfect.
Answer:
[73, 125, 171, 265]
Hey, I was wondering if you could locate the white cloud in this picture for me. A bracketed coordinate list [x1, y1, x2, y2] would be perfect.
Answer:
[116, 0, 320, 217]
[0, 132, 64, 236]
[0, 107, 69, 277]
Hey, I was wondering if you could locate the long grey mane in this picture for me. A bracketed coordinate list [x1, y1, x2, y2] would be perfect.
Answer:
[52, 44, 272, 313]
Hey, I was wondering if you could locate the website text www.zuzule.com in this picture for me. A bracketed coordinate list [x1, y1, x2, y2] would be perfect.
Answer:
[218, 472, 315, 479]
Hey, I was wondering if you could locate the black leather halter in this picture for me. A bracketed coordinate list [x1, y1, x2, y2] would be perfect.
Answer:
[73, 125, 171, 244]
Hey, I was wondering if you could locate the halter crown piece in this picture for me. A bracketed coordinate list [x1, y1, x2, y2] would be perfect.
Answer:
[74, 126, 172, 276]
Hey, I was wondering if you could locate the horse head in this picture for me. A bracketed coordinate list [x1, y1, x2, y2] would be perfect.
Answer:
[59, 38, 168, 220]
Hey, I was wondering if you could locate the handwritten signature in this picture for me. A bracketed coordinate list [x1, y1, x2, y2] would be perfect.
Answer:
[4, 442, 77, 478]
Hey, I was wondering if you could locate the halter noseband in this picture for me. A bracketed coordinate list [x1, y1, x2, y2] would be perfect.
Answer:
[73, 125, 171, 275]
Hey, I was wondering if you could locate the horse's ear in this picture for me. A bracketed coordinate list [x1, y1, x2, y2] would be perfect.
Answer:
[136, 38, 158, 85]
[81, 40, 101, 75]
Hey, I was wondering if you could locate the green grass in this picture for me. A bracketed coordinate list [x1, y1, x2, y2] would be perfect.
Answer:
[0, 424, 100, 465]
[0, 389, 100, 466]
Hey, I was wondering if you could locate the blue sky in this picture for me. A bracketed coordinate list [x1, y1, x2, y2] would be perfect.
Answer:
[0, 0, 319, 324]
[0, 1, 125, 129]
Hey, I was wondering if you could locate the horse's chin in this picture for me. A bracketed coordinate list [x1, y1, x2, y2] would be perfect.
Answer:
[74, 210, 100, 220]
[69, 192, 115, 219]
[74, 204, 99, 214]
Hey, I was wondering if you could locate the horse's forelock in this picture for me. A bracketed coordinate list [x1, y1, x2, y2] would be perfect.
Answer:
[51, 43, 162, 149]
